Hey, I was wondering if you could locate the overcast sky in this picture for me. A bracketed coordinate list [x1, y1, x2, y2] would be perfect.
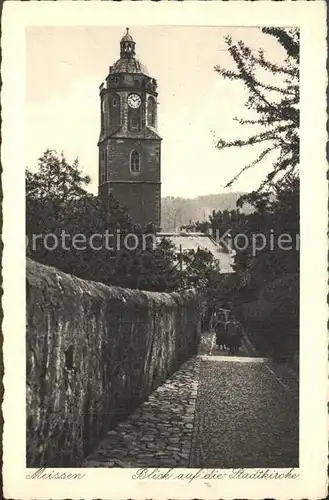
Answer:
[26, 26, 286, 198]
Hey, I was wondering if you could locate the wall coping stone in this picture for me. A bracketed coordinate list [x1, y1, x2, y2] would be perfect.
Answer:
[27, 258, 199, 309]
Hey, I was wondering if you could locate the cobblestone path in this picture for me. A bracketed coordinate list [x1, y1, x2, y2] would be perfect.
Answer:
[84, 332, 298, 468]
[190, 356, 299, 468]
[84, 358, 201, 467]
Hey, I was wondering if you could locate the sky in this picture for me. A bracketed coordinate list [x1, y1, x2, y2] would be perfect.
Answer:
[26, 26, 286, 198]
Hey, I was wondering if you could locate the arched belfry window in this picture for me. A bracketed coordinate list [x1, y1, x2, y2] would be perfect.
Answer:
[147, 96, 157, 127]
[130, 150, 140, 173]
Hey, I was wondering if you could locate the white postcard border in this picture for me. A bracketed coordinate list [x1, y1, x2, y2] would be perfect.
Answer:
[2, 1, 328, 499]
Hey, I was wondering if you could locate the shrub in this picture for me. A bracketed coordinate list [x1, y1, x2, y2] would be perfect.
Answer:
[242, 273, 299, 359]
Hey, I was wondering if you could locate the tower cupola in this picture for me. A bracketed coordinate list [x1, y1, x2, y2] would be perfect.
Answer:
[120, 28, 136, 58]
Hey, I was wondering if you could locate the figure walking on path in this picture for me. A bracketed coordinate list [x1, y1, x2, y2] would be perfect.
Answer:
[225, 314, 243, 355]
[215, 308, 230, 350]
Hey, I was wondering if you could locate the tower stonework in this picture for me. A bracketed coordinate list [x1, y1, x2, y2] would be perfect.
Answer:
[98, 28, 161, 229]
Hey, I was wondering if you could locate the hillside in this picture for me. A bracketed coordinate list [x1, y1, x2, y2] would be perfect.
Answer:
[161, 192, 252, 232]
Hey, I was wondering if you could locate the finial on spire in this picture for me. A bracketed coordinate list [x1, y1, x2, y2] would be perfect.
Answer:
[126, 27, 129, 34]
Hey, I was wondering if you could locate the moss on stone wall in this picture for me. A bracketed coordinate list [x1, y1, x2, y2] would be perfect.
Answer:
[26, 258, 201, 467]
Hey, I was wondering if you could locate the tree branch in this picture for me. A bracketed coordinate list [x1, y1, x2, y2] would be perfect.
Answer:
[216, 124, 295, 150]
[225, 146, 278, 188]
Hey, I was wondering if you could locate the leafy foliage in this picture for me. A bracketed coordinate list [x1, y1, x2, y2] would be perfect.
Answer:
[26, 149, 91, 202]
[195, 174, 299, 357]
[26, 150, 221, 294]
[241, 273, 299, 360]
[215, 28, 299, 189]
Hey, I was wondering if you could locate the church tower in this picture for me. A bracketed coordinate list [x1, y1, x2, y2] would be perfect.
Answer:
[98, 28, 161, 229]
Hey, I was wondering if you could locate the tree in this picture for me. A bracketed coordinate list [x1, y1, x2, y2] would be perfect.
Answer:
[200, 29, 301, 358]
[26, 149, 92, 250]
[192, 172, 299, 337]
[215, 28, 299, 190]
[26, 149, 202, 293]
[26, 149, 91, 202]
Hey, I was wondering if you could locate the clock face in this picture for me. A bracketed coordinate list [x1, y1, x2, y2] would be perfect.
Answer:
[128, 93, 142, 109]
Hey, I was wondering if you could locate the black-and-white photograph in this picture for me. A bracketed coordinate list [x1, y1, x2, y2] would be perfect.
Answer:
[25, 24, 301, 471]
[24, 24, 302, 471]
[1, 0, 327, 497]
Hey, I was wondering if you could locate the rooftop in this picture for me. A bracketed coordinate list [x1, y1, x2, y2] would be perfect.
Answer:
[110, 27, 149, 76]
[110, 58, 149, 75]
[121, 28, 134, 43]
[158, 232, 235, 274]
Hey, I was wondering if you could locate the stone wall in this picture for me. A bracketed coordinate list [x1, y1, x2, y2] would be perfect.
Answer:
[26, 258, 201, 467]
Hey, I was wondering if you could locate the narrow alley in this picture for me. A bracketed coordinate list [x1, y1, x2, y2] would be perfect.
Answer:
[84, 332, 299, 469]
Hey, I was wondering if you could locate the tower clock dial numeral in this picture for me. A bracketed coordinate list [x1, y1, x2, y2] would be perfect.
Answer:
[128, 93, 142, 109]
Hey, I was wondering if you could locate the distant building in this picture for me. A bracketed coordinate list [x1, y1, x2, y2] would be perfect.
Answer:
[158, 232, 235, 274]
[98, 28, 161, 228]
